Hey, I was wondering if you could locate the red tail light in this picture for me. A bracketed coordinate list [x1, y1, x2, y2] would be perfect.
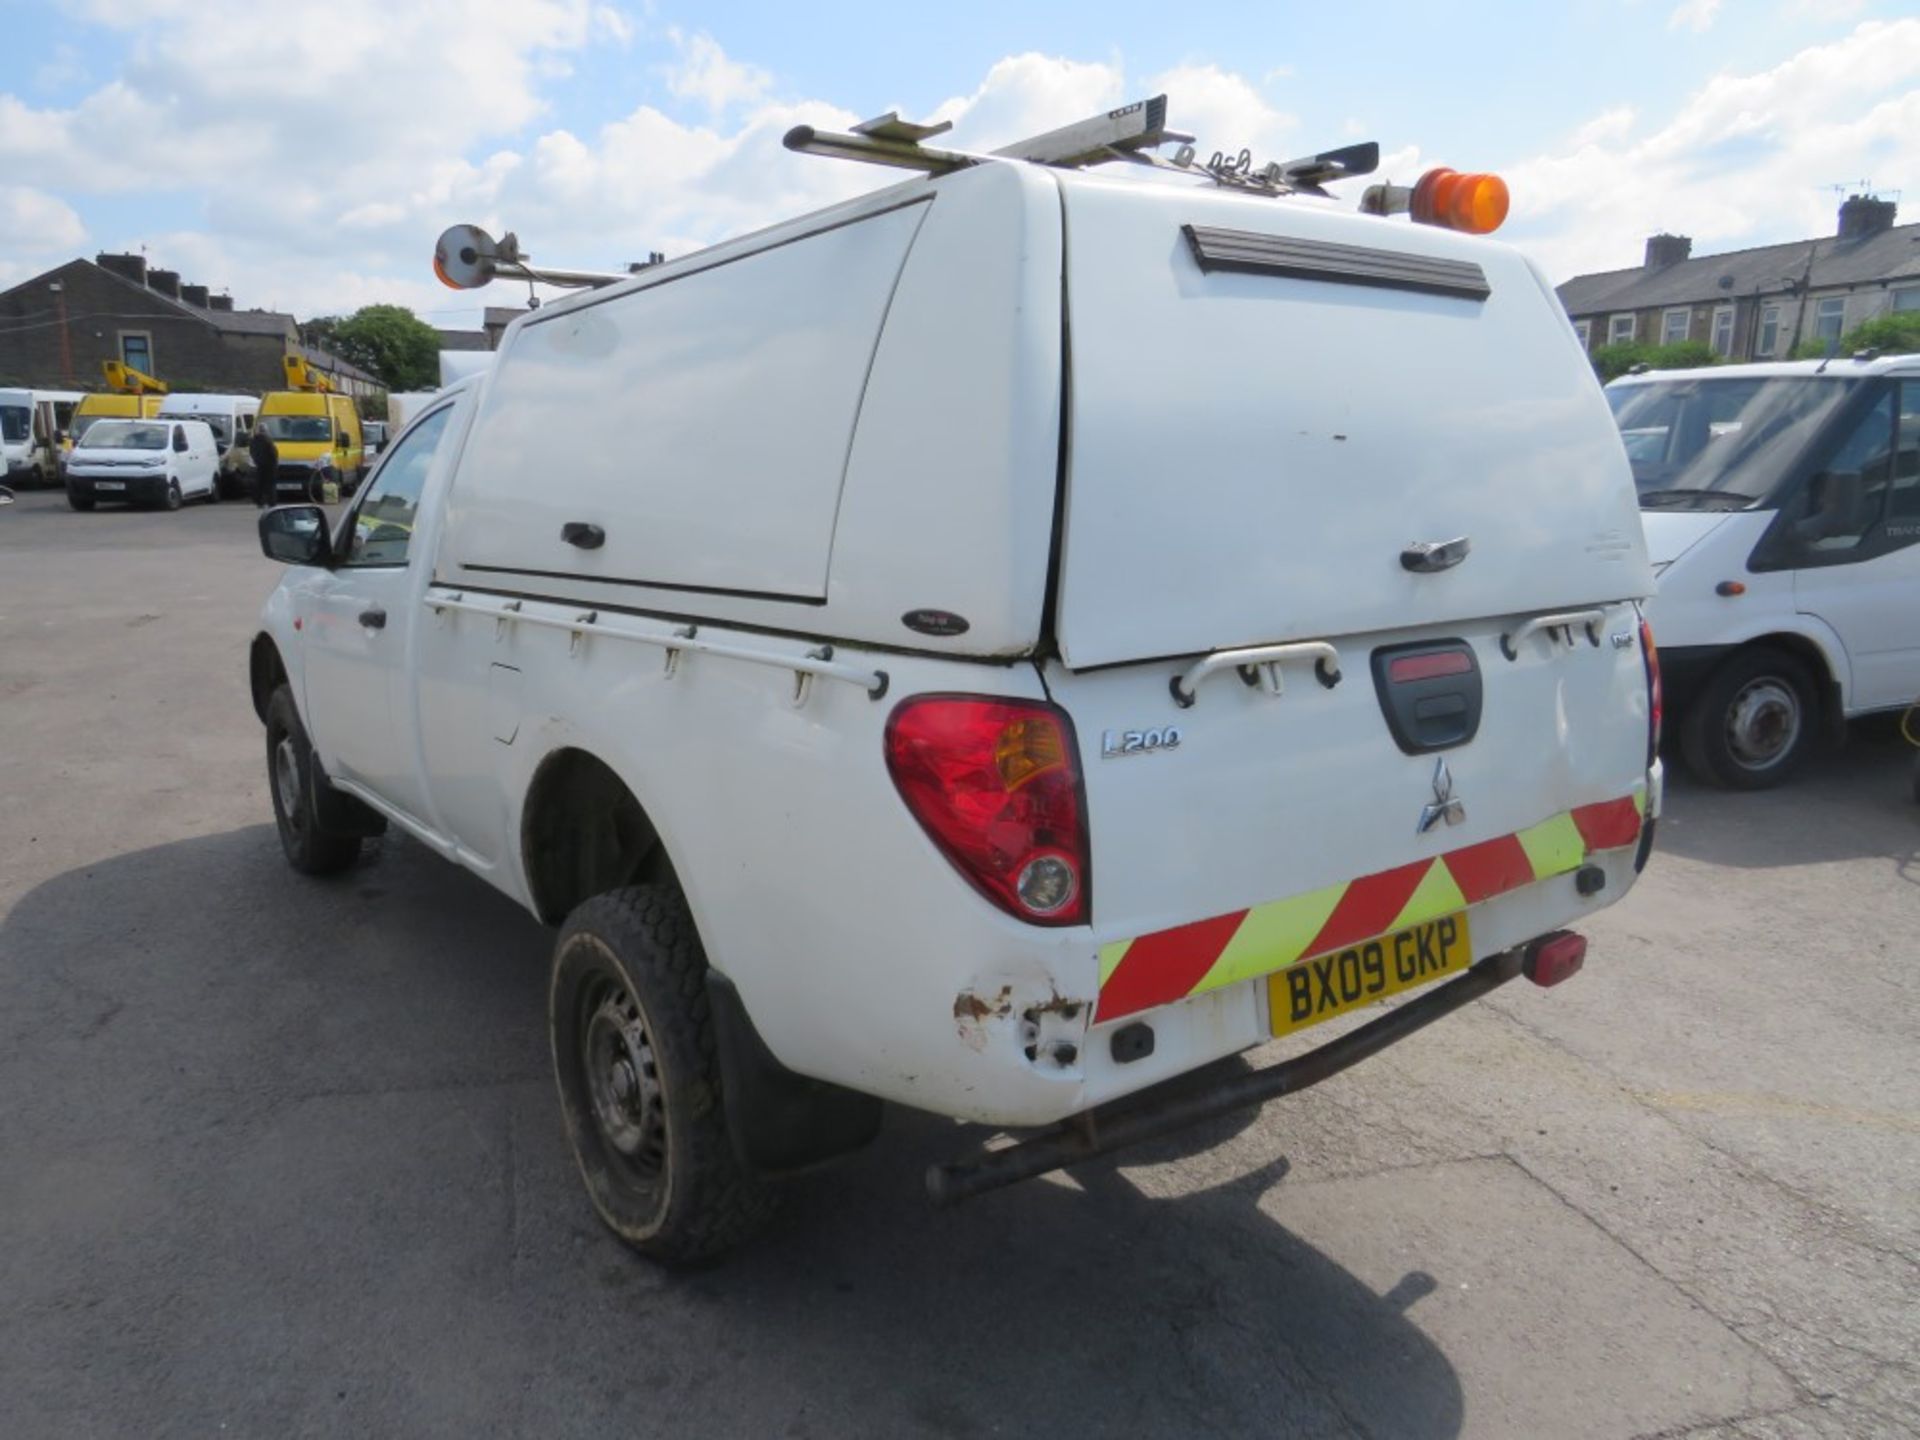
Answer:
[885, 696, 1089, 926]
[1640, 616, 1662, 762]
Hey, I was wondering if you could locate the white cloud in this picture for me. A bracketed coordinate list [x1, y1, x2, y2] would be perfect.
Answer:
[663, 30, 771, 114]
[1501, 19, 1920, 280]
[0, 185, 87, 254]
[930, 53, 1125, 151]
[1667, 0, 1723, 32]
[1146, 62, 1297, 163]
[7, 15, 1915, 326]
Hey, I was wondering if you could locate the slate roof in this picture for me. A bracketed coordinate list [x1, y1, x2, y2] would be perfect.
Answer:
[0, 257, 300, 339]
[1557, 222, 1920, 316]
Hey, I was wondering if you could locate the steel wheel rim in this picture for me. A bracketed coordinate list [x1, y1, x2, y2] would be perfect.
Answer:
[581, 977, 667, 1184]
[273, 735, 303, 827]
[1725, 678, 1801, 769]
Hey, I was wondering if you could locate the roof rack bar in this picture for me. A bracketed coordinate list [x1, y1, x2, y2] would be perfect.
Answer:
[992, 95, 1185, 167]
[782, 124, 974, 175]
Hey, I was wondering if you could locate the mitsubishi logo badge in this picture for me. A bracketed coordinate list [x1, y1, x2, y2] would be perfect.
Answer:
[1417, 757, 1466, 834]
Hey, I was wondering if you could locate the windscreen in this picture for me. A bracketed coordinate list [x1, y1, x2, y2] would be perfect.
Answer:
[1606, 376, 1862, 510]
[260, 414, 332, 442]
[83, 421, 167, 450]
[1, 405, 28, 443]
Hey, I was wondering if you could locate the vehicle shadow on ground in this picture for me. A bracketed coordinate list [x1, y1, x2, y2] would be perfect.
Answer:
[1654, 723, 1919, 872]
[0, 827, 1464, 1438]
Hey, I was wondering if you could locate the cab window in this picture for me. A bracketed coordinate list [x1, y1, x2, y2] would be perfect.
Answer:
[171, 425, 189, 454]
[342, 407, 452, 567]
[1889, 382, 1920, 538]
[1779, 388, 1895, 562]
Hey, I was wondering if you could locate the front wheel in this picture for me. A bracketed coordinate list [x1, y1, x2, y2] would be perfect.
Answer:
[264, 685, 361, 874]
[162, 479, 183, 512]
[550, 885, 776, 1264]
[67, 488, 94, 512]
[1679, 646, 1819, 790]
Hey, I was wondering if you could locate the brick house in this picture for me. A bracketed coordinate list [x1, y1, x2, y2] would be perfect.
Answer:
[1557, 196, 1920, 362]
[0, 252, 375, 397]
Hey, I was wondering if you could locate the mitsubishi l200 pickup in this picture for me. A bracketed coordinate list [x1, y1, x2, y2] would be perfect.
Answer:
[251, 99, 1662, 1261]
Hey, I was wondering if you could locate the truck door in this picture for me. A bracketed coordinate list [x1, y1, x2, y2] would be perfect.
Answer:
[302, 405, 454, 821]
[1785, 381, 1920, 711]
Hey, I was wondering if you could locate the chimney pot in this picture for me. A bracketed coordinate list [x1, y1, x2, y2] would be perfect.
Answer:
[1837, 194, 1896, 241]
[208, 294, 235, 312]
[1644, 233, 1693, 269]
[96, 252, 147, 285]
[180, 283, 210, 308]
[147, 268, 181, 300]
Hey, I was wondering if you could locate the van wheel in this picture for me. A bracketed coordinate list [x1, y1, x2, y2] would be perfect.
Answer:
[265, 685, 361, 874]
[1680, 647, 1817, 790]
[163, 479, 183, 511]
[204, 477, 219, 504]
[67, 489, 94, 512]
[550, 885, 776, 1264]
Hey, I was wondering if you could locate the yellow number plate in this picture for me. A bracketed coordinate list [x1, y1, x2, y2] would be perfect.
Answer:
[1267, 913, 1473, 1038]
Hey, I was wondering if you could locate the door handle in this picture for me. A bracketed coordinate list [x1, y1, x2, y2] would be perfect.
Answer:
[561, 522, 606, 550]
[359, 607, 388, 630]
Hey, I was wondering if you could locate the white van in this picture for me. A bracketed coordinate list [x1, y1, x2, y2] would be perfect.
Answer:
[251, 106, 1661, 1260]
[65, 417, 221, 510]
[1, 387, 84, 485]
[157, 393, 260, 498]
[1608, 356, 1920, 788]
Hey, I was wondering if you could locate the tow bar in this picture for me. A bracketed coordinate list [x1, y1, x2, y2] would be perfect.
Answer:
[927, 943, 1541, 1208]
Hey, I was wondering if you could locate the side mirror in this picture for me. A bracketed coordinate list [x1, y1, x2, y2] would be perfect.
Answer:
[259, 504, 333, 566]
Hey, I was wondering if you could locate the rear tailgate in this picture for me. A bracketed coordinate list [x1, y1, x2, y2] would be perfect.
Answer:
[1053, 174, 1650, 669]
[1044, 176, 1655, 1032]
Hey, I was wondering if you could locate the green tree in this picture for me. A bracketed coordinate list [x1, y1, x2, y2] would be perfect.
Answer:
[1792, 310, 1920, 361]
[1590, 338, 1718, 382]
[318, 304, 441, 391]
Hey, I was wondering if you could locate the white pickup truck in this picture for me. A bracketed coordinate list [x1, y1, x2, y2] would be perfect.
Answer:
[252, 102, 1661, 1261]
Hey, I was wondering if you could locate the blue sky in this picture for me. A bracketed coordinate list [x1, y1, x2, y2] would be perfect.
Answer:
[1, 0, 1914, 326]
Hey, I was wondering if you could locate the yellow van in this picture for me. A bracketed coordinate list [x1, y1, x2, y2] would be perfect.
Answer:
[65, 361, 170, 450]
[256, 359, 365, 499]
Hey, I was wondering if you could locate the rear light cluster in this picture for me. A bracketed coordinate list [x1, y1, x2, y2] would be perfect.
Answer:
[884, 697, 1089, 926]
[1640, 616, 1662, 764]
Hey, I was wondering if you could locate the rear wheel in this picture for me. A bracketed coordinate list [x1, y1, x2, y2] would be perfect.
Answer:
[1680, 646, 1818, 790]
[264, 685, 361, 874]
[204, 475, 219, 504]
[550, 885, 776, 1264]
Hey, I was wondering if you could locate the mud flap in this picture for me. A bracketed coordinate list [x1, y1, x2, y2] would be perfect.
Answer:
[706, 971, 883, 1176]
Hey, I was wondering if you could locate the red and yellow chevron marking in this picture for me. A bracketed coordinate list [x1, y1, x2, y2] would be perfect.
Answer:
[1096, 788, 1647, 1023]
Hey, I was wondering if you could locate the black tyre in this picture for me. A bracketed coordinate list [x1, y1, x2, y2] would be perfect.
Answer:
[204, 475, 219, 504]
[264, 685, 361, 874]
[67, 488, 94, 512]
[163, 479, 183, 512]
[1679, 646, 1819, 790]
[550, 885, 776, 1264]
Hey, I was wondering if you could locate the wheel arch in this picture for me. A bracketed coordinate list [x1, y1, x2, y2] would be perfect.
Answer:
[249, 632, 287, 723]
[1726, 629, 1846, 735]
[519, 746, 675, 926]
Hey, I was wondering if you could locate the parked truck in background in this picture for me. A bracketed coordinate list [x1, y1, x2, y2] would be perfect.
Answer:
[257, 356, 365, 500]
[64, 361, 170, 452]
[0, 388, 83, 486]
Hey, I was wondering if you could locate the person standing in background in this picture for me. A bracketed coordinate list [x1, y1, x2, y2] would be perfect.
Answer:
[249, 425, 279, 508]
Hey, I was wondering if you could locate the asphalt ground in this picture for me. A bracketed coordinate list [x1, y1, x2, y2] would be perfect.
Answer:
[2, 487, 1916, 1439]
